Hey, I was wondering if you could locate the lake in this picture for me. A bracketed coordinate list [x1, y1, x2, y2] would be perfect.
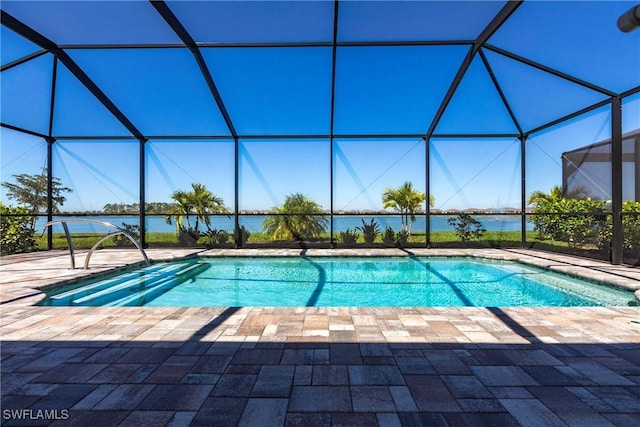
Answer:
[38, 214, 532, 234]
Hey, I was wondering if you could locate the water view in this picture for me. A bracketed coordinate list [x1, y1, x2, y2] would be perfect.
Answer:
[37, 214, 533, 234]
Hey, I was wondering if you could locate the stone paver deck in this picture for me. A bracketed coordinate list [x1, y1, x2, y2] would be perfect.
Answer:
[1, 248, 639, 426]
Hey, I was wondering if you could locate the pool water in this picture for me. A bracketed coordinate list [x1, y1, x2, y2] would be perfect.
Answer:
[38, 257, 636, 307]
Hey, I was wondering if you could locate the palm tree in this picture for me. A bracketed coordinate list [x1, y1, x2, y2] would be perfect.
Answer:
[262, 193, 328, 241]
[528, 184, 592, 206]
[382, 181, 430, 235]
[527, 185, 563, 206]
[165, 189, 193, 234]
[165, 183, 230, 242]
[189, 183, 229, 233]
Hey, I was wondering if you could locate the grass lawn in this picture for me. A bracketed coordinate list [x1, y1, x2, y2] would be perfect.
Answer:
[39, 230, 531, 248]
[36, 232, 181, 249]
[27, 230, 627, 264]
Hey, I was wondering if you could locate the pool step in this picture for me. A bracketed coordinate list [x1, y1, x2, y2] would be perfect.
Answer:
[47, 262, 206, 306]
[106, 263, 209, 307]
[50, 263, 182, 301]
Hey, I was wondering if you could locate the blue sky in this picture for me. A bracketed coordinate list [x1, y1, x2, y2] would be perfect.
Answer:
[1, 1, 639, 213]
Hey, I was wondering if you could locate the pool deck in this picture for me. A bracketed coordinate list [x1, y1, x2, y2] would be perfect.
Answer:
[1, 248, 639, 426]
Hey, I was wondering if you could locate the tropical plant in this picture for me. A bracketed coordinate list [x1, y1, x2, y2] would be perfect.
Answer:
[595, 201, 640, 256]
[189, 183, 229, 232]
[528, 186, 606, 248]
[396, 230, 409, 247]
[205, 229, 230, 246]
[339, 228, 359, 245]
[382, 226, 395, 246]
[165, 190, 192, 232]
[382, 181, 431, 235]
[262, 193, 328, 241]
[622, 201, 640, 254]
[112, 222, 140, 247]
[0, 202, 37, 254]
[1, 169, 72, 230]
[528, 186, 564, 241]
[165, 189, 198, 245]
[164, 183, 230, 245]
[528, 184, 594, 206]
[448, 214, 486, 242]
[527, 185, 564, 208]
[356, 218, 380, 245]
[234, 225, 251, 246]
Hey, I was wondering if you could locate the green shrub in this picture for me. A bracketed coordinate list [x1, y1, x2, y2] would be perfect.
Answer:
[234, 225, 251, 246]
[622, 201, 640, 254]
[339, 228, 358, 245]
[113, 222, 141, 247]
[382, 226, 395, 246]
[357, 219, 380, 245]
[530, 197, 606, 248]
[0, 203, 37, 254]
[396, 230, 409, 247]
[598, 201, 640, 256]
[178, 228, 200, 246]
[447, 214, 486, 242]
[204, 229, 230, 246]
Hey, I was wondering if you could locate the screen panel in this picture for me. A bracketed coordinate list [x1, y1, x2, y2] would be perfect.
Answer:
[68, 48, 230, 136]
[52, 62, 132, 137]
[1, 25, 41, 65]
[1, 54, 53, 135]
[484, 50, 608, 132]
[146, 139, 235, 211]
[333, 138, 426, 212]
[238, 139, 330, 245]
[239, 139, 330, 212]
[623, 93, 640, 134]
[526, 107, 612, 259]
[436, 56, 518, 134]
[145, 139, 235, 247]
[334, 46, 467, 134]
[430, 138, 521, 212]
[52, 140, 139, 214]
[203, 47, 332, 135]
[167, 0, 334, 43]
[429, 138, 522, 248]
[528, 106, 612, 204]
[0, 128, 48, 209]
[1, 0, 180, 45]
[490, 1, 640, 93]
[338, 1, 506, 42]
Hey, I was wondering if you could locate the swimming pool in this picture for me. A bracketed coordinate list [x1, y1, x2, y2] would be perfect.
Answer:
[38, 256, 636, 307]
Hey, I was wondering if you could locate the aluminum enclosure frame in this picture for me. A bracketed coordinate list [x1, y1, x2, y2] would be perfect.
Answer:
[1, 0, 638, 264]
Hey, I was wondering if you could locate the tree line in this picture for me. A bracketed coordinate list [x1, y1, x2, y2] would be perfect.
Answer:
[102, 202, 176, 214]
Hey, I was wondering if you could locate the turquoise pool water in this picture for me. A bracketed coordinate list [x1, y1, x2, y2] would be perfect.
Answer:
[38, 257, 636, 307]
